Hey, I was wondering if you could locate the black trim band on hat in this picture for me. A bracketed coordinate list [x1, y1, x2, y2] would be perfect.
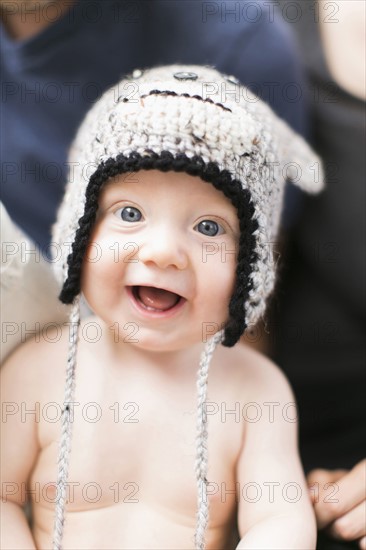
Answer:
[59, 151, 258, 347]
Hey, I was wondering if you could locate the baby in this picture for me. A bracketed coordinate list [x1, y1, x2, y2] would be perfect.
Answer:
[1, 65, 324, 550]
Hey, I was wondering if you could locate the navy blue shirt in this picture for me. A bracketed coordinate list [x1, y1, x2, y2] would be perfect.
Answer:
[1, 0, 308, 250]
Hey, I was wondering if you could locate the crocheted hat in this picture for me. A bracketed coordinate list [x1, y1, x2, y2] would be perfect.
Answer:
[51, 64, 324, 550]
[53, 63, 323, 346]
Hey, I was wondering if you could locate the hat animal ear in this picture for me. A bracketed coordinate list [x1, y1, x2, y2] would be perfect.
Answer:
[275, 117, 325, 194]
[242, 91, 325, 194]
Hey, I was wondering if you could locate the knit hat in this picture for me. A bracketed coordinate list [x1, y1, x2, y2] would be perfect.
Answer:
[51, 64, 324, 549]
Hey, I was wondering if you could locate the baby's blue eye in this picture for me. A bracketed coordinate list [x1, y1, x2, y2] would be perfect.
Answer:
[196, 220, 223, 237]
[117, 206, 142, 222]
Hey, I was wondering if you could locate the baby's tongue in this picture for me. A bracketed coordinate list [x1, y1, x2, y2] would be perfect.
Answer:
[136, 286, 180, 311]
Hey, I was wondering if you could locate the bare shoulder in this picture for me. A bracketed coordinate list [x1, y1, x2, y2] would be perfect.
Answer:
[1, 322, 70, 403]
[213, 341, 295, 404]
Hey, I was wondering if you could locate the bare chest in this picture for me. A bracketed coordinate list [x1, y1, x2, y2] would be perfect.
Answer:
[31, 367, 243, 547]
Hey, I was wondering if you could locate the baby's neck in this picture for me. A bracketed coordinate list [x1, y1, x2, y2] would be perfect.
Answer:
[93, 316, 207, 381]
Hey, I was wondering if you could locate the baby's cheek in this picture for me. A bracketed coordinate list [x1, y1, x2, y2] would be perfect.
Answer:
[217, 262, 237, 315]
[199, 262, 235, 319]
[81, 243, 121, 292]
[95, 231, 140, 265]
[84, 240, 105, 263]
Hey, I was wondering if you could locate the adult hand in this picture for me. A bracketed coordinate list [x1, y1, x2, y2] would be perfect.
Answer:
[307, 459, 366, 549]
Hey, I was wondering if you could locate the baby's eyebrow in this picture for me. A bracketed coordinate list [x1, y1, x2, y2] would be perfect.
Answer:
[100, 179, 135, 195]
[103, 178, 128, 189]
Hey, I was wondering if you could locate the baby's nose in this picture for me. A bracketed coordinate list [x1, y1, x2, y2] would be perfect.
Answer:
[138, 226, 188, 270]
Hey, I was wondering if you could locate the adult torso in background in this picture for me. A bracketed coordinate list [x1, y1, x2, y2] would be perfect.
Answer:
[0, 0, 307, 250]
[274, 0, 365, 472]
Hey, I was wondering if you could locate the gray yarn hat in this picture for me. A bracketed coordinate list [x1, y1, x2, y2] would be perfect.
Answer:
[53, 64, 323, 344]
[51, 64, 324, 550]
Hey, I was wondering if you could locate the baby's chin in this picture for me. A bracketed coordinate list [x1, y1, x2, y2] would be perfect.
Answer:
[122, 329, 206, 355]
[90, 309, 228, 355]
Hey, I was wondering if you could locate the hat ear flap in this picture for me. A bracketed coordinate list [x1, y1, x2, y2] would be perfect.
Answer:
[276, 118, 325, 193]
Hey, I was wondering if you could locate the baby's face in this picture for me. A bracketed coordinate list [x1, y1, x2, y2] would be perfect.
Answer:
[81, 169, 239, 352]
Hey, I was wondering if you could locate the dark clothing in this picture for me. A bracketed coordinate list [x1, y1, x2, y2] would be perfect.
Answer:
[1, 0, 308, 250]
[274, 0, 366, 473]
[317, 531, 359, 550]
[273, 8, 365, 548]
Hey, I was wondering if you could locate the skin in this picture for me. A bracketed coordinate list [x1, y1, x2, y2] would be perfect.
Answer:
[0, 171, 316, 549]
[0, 0, 76, 40]
[318, 0, 365, 101]
[81, 170, 240, 354]
[307, 461, 366, 549]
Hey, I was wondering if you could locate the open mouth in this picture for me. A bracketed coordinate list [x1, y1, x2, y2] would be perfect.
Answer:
[129, 285, 184, 313]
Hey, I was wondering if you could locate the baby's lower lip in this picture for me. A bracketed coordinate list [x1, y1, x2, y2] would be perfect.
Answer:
[126, 286, 187, 319]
